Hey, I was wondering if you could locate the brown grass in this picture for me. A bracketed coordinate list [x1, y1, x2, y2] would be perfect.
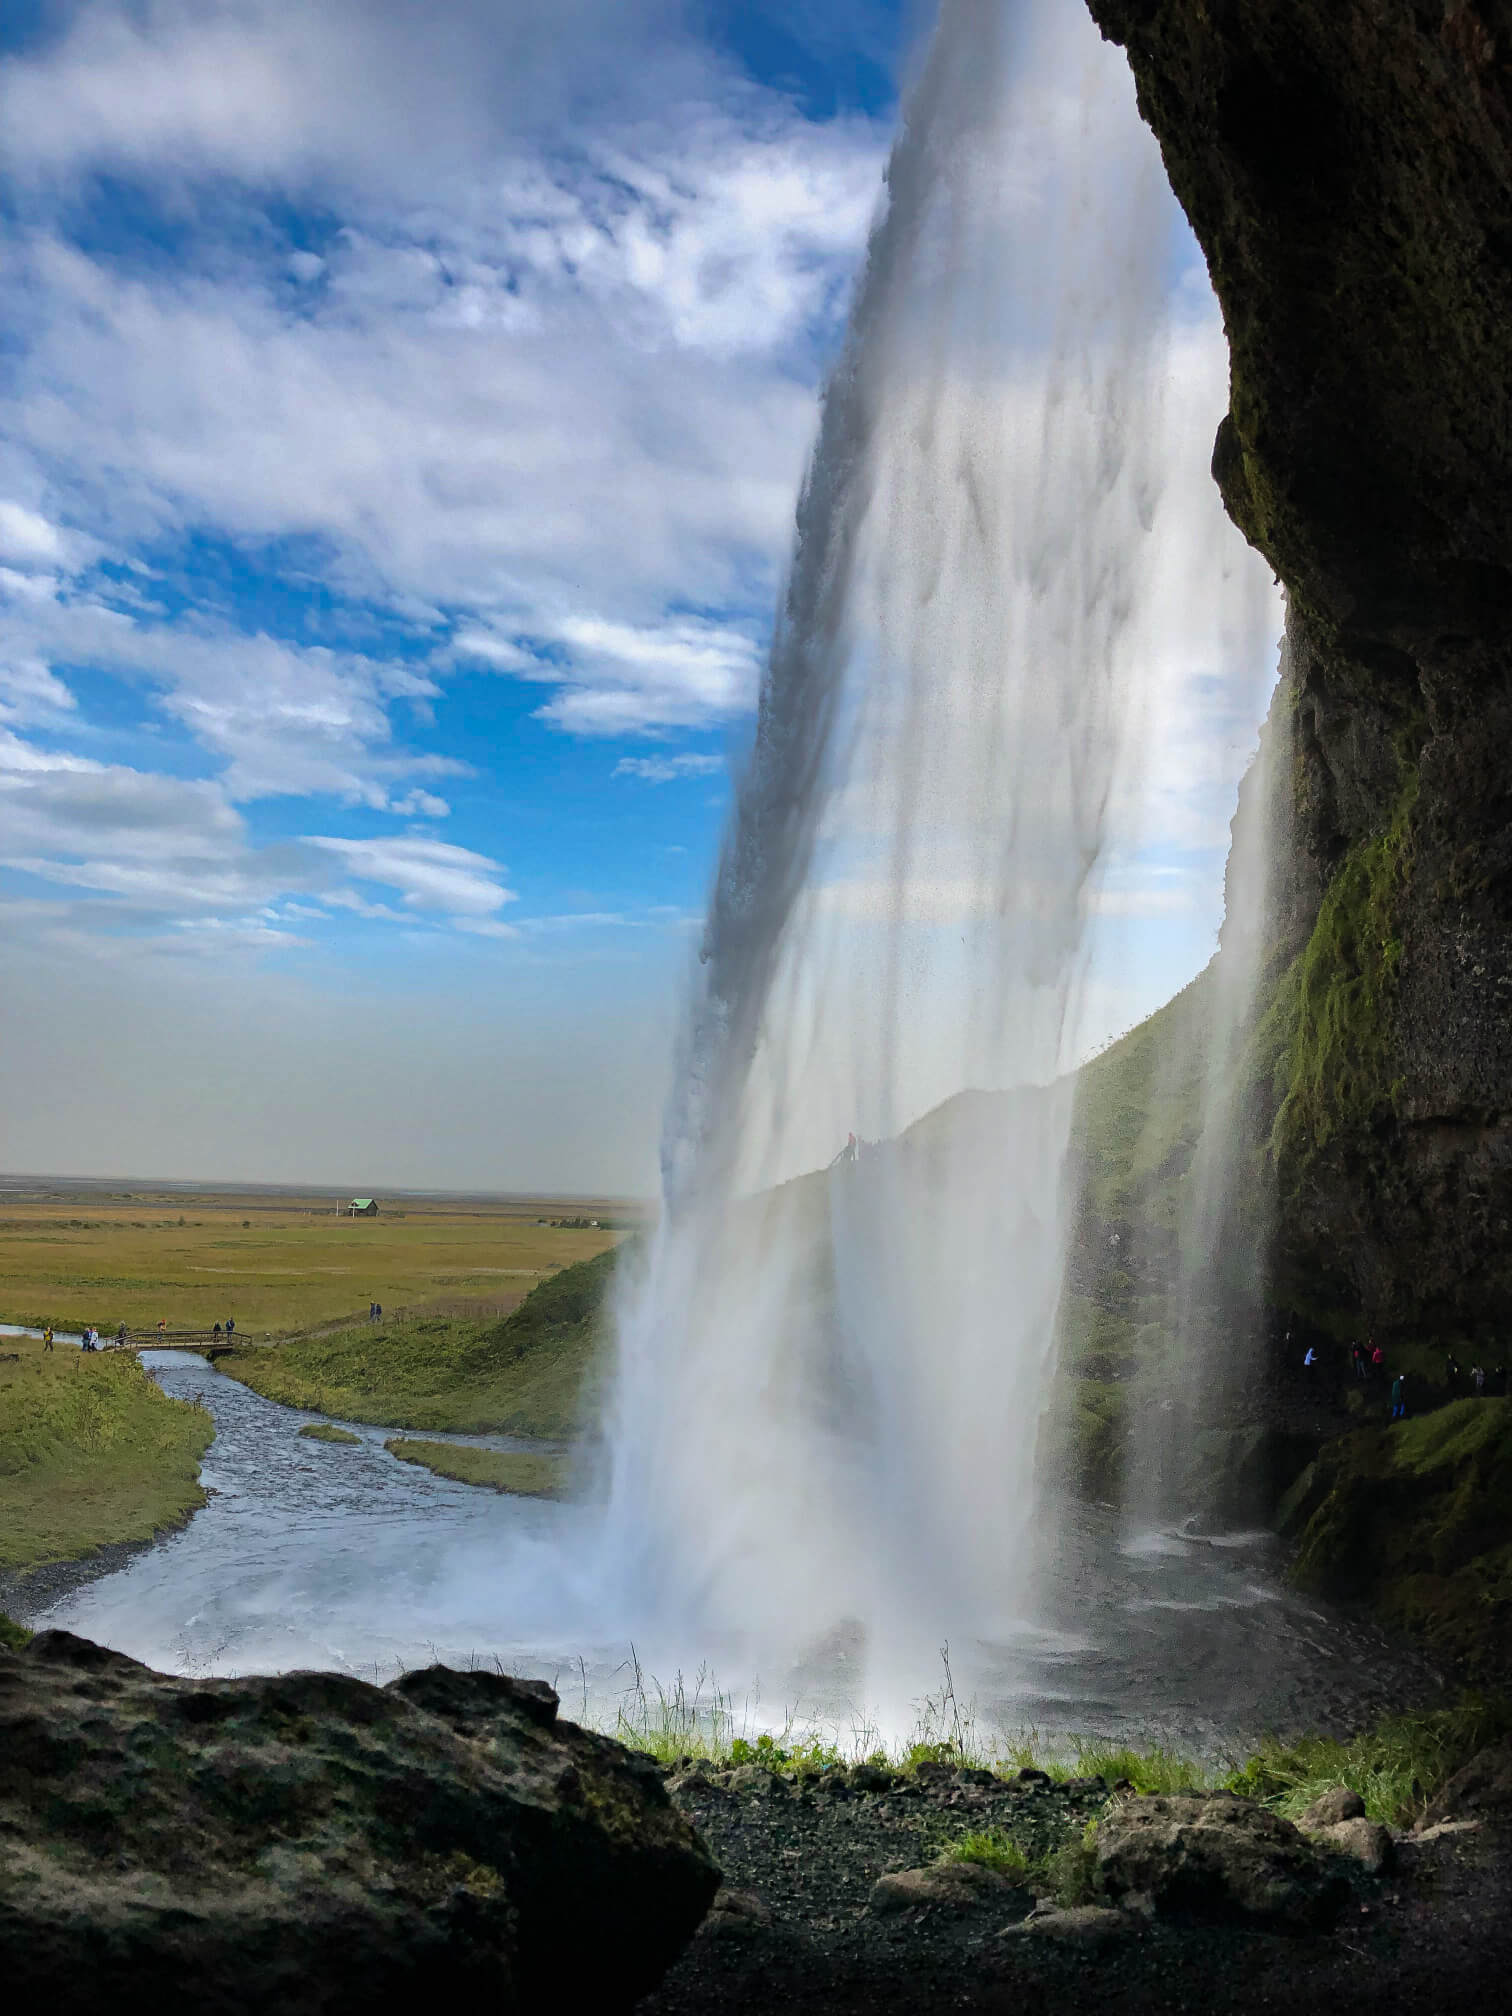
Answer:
[0, 1188, 633, 1339]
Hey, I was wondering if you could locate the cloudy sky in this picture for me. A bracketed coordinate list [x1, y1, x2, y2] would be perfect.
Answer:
[0, 0, 1278, 1193]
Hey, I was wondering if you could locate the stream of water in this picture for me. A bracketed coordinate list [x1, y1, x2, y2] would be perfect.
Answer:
[28, 1353, 1439, 1758]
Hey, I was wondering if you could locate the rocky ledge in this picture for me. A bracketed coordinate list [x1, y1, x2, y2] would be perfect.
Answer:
[0, 1630, 718, 2014]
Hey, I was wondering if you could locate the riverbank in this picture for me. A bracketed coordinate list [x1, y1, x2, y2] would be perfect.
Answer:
[216, 1244, 618, 1435]
[0, 1335, 212, 1591]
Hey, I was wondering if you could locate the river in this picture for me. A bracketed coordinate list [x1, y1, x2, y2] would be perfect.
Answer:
[23, 1351, 1440, 1759]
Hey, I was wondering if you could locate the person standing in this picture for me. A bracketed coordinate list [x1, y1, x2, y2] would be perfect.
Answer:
[158, 1316, 166, 1339]
[225, 1316, 235, 1339]
[1390, 1372, 1407, 1420]
[42, 1324, 53, 1352]
[1473, 1364, 1486, 1395]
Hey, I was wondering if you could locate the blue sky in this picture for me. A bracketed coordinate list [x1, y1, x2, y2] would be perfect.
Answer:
[0, 1, 1279, 1191]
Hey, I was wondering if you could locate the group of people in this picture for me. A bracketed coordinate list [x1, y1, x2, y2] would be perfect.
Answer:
[367, 1301, 384, 1322]
[1300, 1331, 1509, 1423]
[67, 1323, 125, 1353]
[41, 1314, 240, 1350]
[1445, 1355, 1509, 1397]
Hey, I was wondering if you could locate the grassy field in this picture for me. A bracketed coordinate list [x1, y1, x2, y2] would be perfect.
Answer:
[0, 1184, 633, 1338]
[217, 1243, 623, 1435]
[384, 1439, 569, 1498]
[0, 1333, 213, 1571]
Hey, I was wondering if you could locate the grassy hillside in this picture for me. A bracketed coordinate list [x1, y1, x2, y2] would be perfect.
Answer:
[217, 1243, 623, 1436]
[0, 1340, 213, 1571]
[1068, 965, 1214, 1236]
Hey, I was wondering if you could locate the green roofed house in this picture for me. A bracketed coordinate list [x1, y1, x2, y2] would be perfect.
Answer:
[348, 1198, 379, 1217]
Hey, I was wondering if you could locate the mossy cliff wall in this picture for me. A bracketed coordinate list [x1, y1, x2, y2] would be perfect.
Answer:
[1087, 0, 1512, 1350]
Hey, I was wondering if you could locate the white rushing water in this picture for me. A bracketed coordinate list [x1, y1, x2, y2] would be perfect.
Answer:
[596, 0, 1272, 1708]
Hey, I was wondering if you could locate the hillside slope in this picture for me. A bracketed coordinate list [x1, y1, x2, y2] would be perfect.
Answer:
[219, 1244, 623, 1436]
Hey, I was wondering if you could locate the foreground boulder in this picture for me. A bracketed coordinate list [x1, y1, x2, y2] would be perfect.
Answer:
[1096, 1793, 1346, 1929]
[0, 1630, 720, 2013]
[1419, 1741, 1512, 1829]
[868, 1862, 1032, 1919]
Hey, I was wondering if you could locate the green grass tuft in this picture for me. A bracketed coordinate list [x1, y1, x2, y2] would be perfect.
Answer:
[937, 1831, 1032, 1878]
[1222, 1698, 1512, 1827]
[0, 1610, 33, 1650]
[384, 1439, 567, 1498]
[1045, 1821, 1101, 1907]
[297, 1422, 360, 1444]
[1068, 1740, 1207, 1795]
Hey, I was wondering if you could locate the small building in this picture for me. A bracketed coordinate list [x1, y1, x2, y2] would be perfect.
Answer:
[349, 1197, 379, 1217]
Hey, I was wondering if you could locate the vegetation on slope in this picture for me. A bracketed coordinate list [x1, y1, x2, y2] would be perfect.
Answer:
[1068, 966, 1214, 1237]
[1285, 1397, 1512, 1680]
[218, 1244, 623, 1436]
[384, 1439, 568, 1498]
[0, 1340, 213, 1571]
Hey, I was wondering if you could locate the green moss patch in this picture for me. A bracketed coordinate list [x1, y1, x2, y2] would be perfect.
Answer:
[384, 1439, 567, 1499]
[1271, 766, 1417, 1163]
[1290, 1398, 1512, 1677]
[218, 1245, 621, 1435]
[297, 1422, 360, 1444]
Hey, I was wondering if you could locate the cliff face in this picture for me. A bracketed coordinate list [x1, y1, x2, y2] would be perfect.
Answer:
[1088, 1, 1512, 1349]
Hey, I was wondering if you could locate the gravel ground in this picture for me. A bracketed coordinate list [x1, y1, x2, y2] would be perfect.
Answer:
[640, 1765, 1512, 2015]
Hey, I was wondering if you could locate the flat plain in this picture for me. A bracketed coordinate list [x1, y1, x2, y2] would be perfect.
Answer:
[0, 1181, 640, 1338]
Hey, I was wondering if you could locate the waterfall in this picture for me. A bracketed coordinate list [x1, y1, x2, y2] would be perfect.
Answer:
[1124, 619, 1294, 1528]
[596, 0, 1274, 1701]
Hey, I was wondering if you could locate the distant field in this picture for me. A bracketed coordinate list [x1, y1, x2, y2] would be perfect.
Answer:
[0, 1186, 639, 1338]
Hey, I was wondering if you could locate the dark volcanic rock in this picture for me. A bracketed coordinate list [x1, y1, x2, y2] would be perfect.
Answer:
[1419, 1740, 1512, 1827]
[1084, 0, 1512, 1355]
[0, 1630, 719, 2014]
[1095, 1792, 1347, 1928]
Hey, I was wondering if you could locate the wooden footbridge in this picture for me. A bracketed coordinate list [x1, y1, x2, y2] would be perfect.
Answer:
[115, 1329, 263, 1360]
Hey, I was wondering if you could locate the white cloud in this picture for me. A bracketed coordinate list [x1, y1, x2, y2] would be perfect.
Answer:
[0, 499, 67, 567]
[0, 655, 76, 724]
[388, 788, 451, 819]
[303, 834, 515, 917]
[1, 89, 884, 745]
[614, 752, 725, 782]
[0, 0, 697, 197]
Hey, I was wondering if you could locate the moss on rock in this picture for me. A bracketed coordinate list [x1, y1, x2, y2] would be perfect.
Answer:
[1291, 1399, 1512, 1678]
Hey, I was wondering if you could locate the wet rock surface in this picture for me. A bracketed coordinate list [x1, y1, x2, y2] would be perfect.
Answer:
[0, 1630, 718, 2015]
[1083, 0, 1512, 1359]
